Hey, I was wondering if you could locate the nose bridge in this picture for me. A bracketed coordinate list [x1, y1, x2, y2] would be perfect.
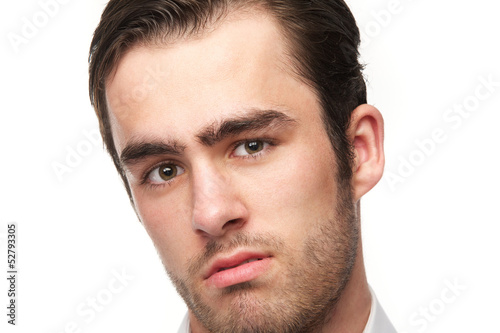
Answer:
[192, 164, 226, 209]
[191, 161, 245, 237]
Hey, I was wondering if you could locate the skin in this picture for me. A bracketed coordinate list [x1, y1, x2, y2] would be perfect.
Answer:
[106, 9, 384, 333]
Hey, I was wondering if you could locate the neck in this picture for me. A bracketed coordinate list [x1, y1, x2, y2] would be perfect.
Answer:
[319, 240, 371, 333]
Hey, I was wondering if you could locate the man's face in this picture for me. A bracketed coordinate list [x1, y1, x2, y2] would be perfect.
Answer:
[106, 12, 359, 333]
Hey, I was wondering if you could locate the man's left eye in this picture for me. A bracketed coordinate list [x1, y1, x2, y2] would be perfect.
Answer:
[233, 140, 269, 157]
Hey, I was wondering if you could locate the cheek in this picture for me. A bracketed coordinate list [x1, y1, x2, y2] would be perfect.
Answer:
[133, 188, 194, 275]
[241, 139, 339, 236]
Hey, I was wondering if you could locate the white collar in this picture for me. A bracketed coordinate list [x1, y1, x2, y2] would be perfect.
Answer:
[363, 287, 397, 333]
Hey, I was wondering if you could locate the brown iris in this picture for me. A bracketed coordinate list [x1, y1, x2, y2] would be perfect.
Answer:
[159, 164, 177, 181]
[245, 141, 264, 154]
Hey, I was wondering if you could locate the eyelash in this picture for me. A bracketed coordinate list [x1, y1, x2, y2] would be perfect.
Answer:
[141, 138, 276, 189]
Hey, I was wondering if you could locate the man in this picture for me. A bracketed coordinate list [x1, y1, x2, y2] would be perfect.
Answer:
[89, 0, 396, 332]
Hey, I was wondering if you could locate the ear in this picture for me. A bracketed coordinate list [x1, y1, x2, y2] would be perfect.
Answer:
[348, 104, 385, 201]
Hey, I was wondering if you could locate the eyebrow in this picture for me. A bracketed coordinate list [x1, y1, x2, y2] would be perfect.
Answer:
[119, 109, 296, 168]
[120, 140, 186, 168]
[197, 109, 296, 146]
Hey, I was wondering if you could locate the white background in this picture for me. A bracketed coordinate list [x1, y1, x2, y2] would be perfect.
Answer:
[1, 0, 499, 332]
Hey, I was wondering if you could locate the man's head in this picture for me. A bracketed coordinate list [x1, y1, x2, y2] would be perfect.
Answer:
[89, 1, 385, 332]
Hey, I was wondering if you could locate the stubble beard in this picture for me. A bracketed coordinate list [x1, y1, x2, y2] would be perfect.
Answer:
[166, 182, 359, 333]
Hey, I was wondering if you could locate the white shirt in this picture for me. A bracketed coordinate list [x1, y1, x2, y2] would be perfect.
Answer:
[177, 288, 396, 333]
[363, 287, 397, 333]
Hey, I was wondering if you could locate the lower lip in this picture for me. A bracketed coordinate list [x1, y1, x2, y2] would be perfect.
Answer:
[206, 258, 272, 289]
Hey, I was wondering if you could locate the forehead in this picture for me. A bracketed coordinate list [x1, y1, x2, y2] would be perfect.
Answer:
[106, 10, 319, 151]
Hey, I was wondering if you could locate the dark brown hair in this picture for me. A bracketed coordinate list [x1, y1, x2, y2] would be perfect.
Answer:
[89, 0, 366, 200]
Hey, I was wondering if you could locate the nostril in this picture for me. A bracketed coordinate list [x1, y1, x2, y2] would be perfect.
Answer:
[223, 218, 244, 230]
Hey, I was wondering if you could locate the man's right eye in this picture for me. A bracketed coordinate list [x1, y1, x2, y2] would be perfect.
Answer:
[147, 163, 185, 184]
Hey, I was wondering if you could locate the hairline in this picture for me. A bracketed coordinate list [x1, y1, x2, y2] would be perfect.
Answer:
[103, 3, 316, 104]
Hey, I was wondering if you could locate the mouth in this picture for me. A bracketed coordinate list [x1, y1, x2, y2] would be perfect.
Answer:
[218, 258, 263, 272]
[204, 252, 273, 289]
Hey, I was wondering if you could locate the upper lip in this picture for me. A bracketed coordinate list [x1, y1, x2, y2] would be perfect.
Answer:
[203, 251, 270, 280]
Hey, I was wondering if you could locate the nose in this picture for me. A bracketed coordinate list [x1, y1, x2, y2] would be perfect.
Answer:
[191, 164, 248, 238]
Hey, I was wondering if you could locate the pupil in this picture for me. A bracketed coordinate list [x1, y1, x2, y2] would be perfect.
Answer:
[161, 166, 174, 177]
[247, 141, 260, 151]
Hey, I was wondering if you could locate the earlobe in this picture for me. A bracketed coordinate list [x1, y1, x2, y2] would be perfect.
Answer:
[349, 104, 385, 201]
